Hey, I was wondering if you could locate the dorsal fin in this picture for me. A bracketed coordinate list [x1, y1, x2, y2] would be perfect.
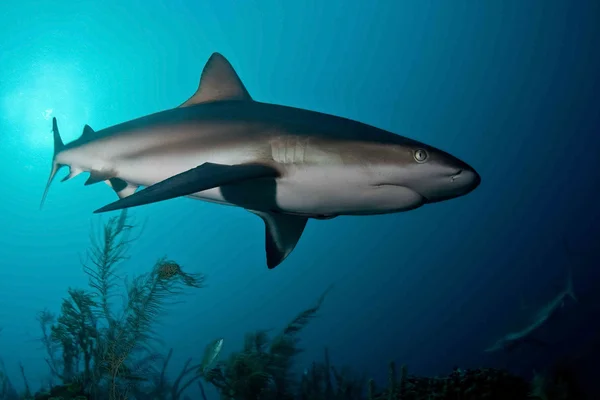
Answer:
[81, 124, 95, 138]
[179, 52, 252, 107]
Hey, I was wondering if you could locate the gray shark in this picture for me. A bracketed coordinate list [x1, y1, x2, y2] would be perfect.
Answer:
[485, 269, 577, 353]
[40, 53, 480, 268]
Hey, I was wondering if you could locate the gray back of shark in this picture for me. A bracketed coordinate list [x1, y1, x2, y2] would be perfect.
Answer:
[40, 53, 481, 269]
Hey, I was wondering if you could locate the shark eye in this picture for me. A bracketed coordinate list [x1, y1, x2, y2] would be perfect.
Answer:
[414, 149, 428, 163]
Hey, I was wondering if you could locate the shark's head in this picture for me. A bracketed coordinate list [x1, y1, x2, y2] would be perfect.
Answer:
[384, 138, 481, 205]
[410, 145, 481, 203]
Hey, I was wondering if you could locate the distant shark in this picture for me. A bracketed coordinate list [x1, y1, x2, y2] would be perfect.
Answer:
[485, 269, 577, 353]
[40, 53, 480, 268]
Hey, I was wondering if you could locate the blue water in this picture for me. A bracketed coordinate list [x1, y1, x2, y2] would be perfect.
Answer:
[1, 1, 599, 398]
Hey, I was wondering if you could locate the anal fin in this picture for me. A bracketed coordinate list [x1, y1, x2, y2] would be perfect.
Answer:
[249, 210, 308, 269]
[94, 162, 279, 213]
[61, 166, 83, 182]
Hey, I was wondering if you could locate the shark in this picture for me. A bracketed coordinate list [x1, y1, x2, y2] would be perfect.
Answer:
[485, 269, 578, 353]
[40, 52, 481, 268]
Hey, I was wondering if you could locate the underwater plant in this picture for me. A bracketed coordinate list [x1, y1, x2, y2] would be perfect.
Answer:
[529, 360, 585, 400]
[34, 210, 205, 400]
[204, 287, 331, 400]
[1, 211, 585, 399]
[367, 365, 532, 400]
[0, 358, 19, 400]
[298, 347, 366, 400]
[132, 346, 206, 400]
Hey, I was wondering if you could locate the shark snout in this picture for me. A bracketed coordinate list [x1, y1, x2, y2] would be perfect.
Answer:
[450, 167, 481, 191]
[443, 164, 481, 200]
[415, 162, 481, 204]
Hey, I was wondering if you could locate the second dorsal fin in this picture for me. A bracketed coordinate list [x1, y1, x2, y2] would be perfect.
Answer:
[179, 52, 252, 107]
[81, 124, 95, 139]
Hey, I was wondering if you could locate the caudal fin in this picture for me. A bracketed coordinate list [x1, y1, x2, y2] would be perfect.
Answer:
[40, 117, 65, 209]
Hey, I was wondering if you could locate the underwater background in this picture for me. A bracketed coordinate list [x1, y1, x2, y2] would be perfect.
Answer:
[1, 1, 599, 399]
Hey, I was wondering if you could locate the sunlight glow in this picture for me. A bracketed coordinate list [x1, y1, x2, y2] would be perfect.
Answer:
[1, 61, 92, 151]
[42, 108, 53, 120]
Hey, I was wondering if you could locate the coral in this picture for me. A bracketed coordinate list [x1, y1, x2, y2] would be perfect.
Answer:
[32, 381, 87, 400]
[369, 366, 531, 400]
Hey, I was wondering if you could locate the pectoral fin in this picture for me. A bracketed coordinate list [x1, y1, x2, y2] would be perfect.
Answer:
[94, 162, 279, 213]
[249, 210, 308, 269]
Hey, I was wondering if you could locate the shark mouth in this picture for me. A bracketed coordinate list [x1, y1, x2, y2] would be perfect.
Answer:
[450, 169, 463, 182]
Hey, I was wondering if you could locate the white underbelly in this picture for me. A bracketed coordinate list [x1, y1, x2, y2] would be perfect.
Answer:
[186, 165, 424, 216]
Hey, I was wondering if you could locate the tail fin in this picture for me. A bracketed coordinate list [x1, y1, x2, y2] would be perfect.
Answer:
[40, 117, 65, 209]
